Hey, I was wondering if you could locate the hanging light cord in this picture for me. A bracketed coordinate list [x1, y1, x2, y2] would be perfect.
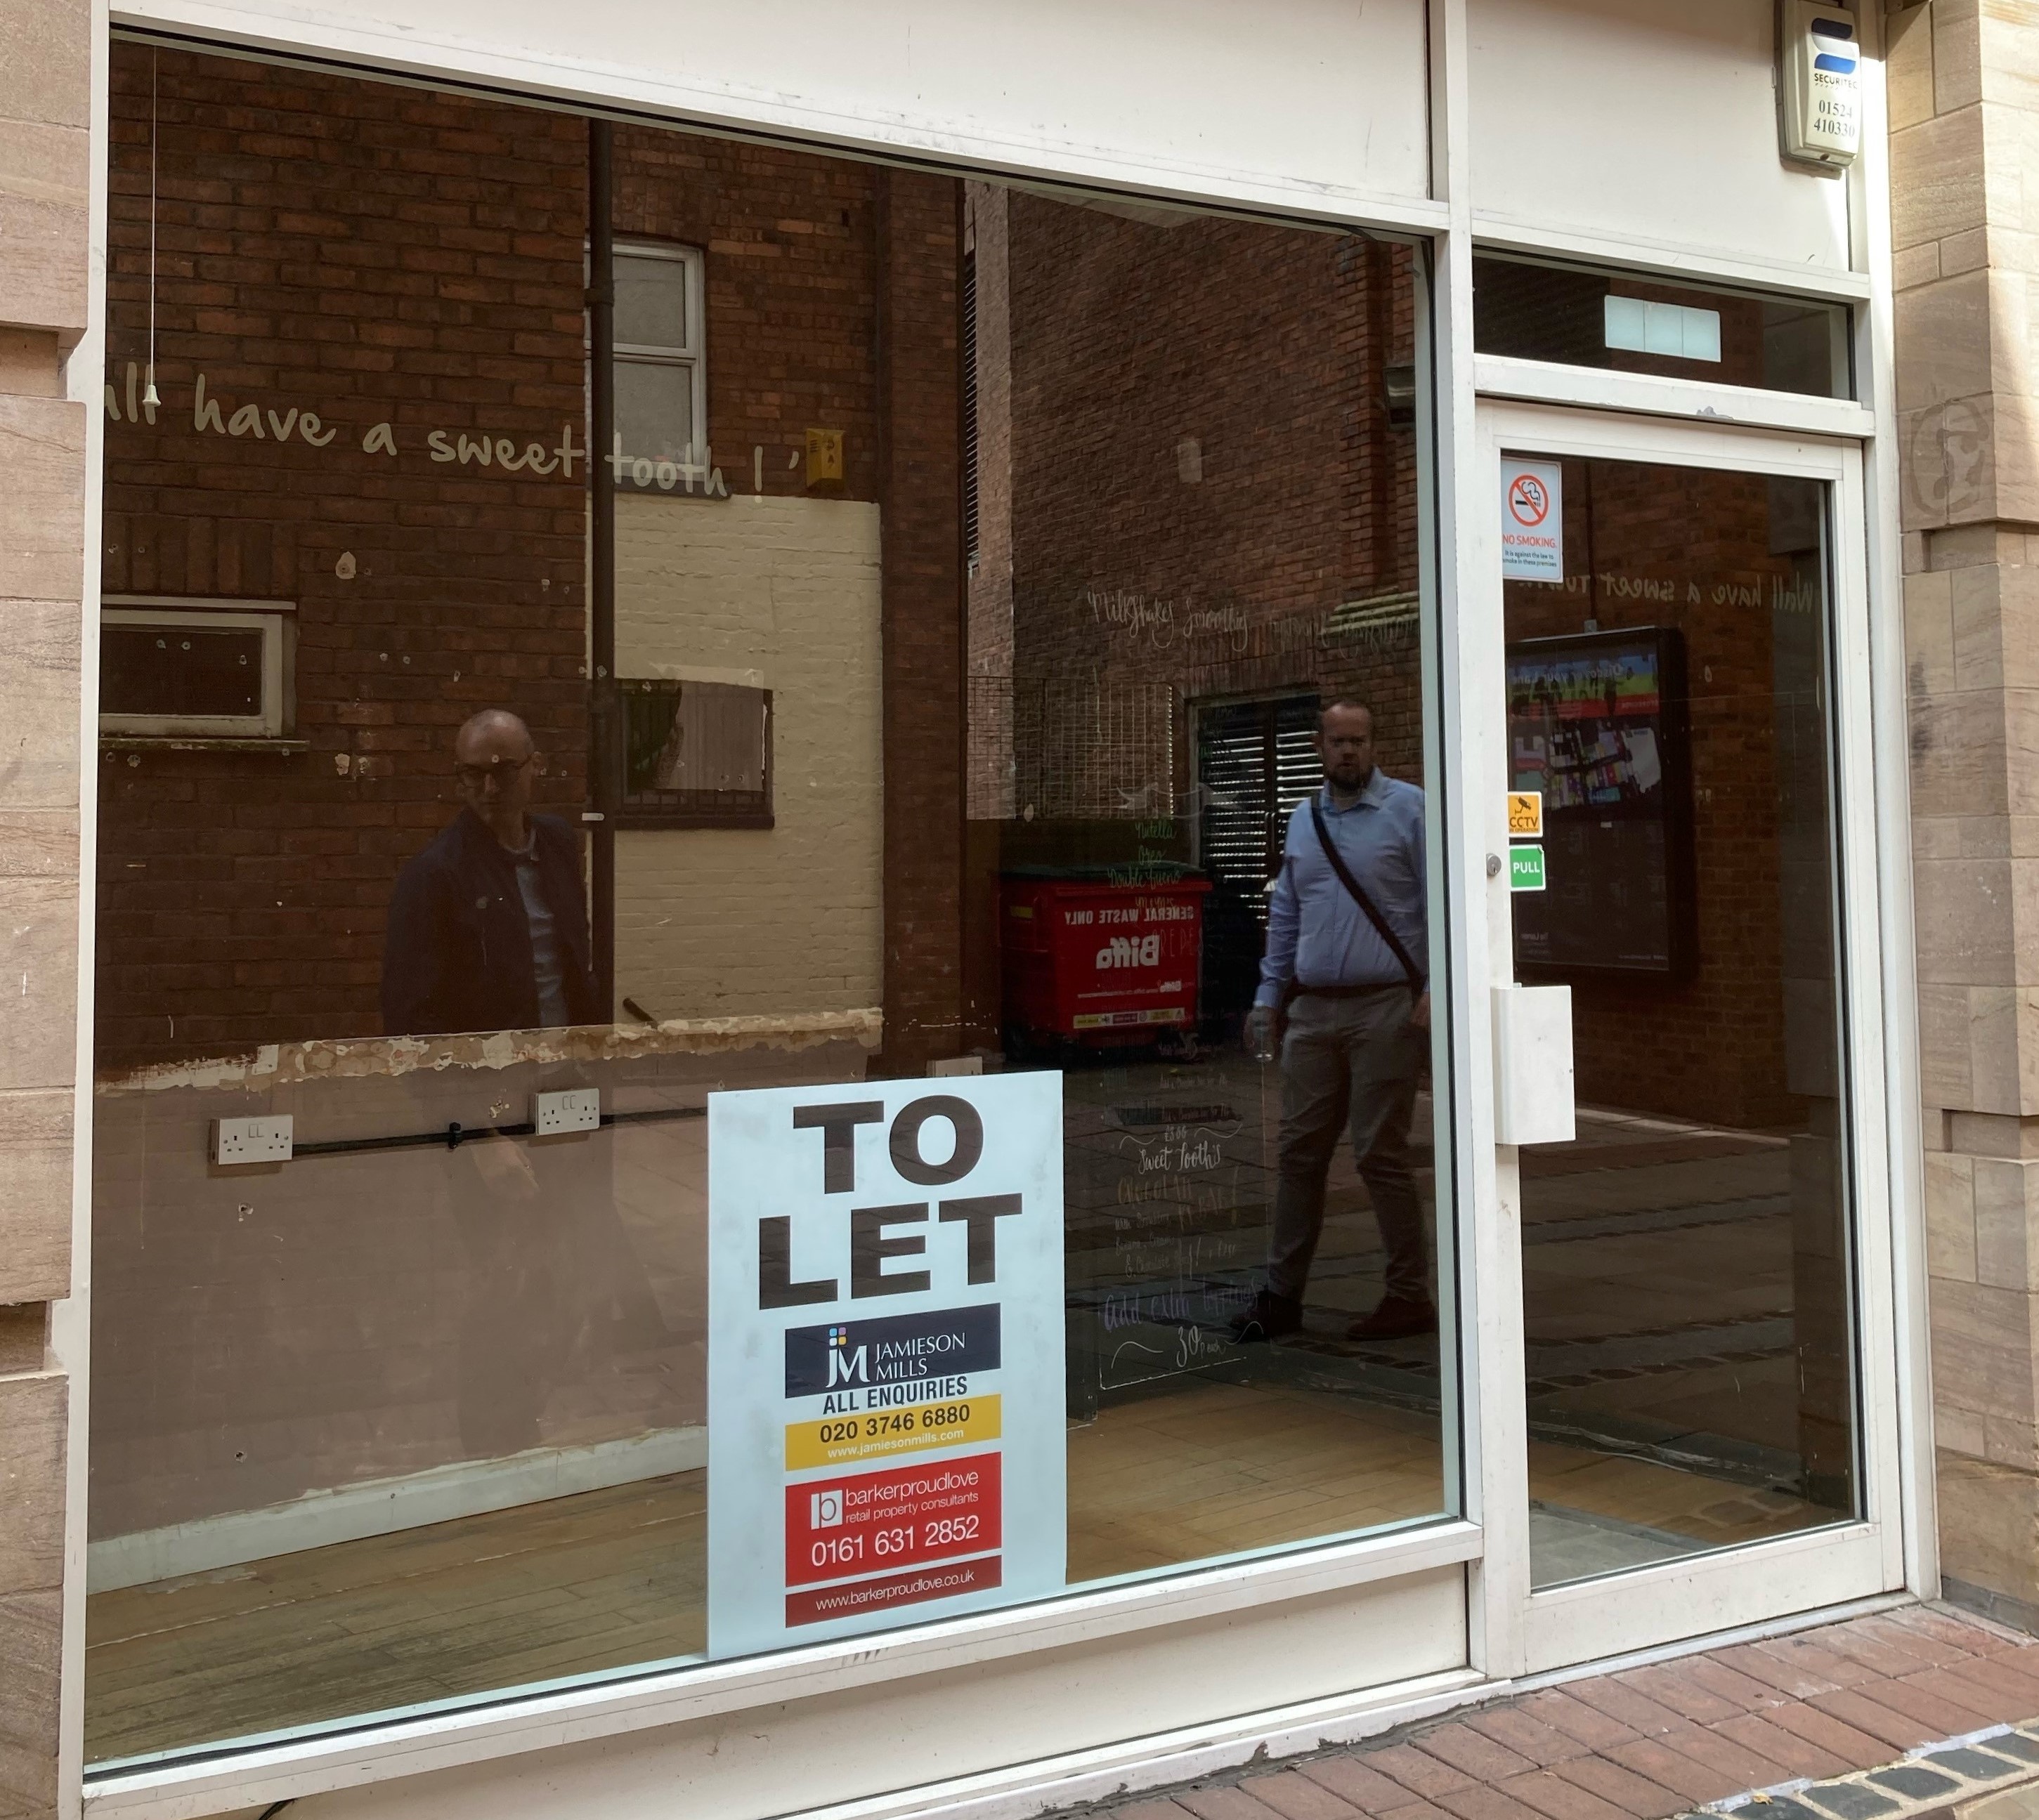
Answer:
[144, 51, 159, 410]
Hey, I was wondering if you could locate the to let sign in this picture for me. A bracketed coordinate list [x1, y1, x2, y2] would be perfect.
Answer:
[707, 1074, 1065, 1656]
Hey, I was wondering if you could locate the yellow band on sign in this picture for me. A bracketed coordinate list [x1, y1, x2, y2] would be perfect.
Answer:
[785, 1394, 1002, 1469]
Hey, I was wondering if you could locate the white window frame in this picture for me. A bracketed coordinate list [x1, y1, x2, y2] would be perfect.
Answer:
[1463, 402, 1903, 1682]
[613, 239, 708, 473]
[98, 596, 295, 742]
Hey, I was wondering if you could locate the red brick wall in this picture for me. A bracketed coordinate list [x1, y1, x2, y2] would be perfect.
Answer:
[98, 46, 589, 1068]
[613, 129, 880, 500]
[999, 204, 1426, 783]
[611, 133, 967, 1068]
[98, 58, 973, 1072]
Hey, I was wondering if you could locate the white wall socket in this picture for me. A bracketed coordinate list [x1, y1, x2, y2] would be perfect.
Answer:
[212, 1115, 294, 1166]
[532, 1088, 601, 1136]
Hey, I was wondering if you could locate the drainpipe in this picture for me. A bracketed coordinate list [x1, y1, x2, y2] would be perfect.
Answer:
[587, 119, 618, 1015]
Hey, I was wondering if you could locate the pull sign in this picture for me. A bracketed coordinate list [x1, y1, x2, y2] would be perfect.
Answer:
[1782, 1, 1861, 169]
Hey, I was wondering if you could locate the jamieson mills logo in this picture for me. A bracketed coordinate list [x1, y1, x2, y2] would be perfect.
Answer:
[786, 1307, 1003, 1397]
[826, 1325, 866, 1387]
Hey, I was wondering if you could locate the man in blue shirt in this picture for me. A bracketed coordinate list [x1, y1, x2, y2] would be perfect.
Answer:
[1237, 700, 1435, 1343]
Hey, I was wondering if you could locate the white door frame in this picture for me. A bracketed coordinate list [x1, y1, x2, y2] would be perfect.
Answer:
[1464, 399, 1909, 1677]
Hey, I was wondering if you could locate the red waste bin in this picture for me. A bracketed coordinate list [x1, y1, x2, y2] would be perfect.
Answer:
[1001, 873, 1213, 1047]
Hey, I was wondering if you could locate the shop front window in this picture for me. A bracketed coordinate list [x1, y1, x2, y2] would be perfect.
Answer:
[89, 44, 1447, 1765]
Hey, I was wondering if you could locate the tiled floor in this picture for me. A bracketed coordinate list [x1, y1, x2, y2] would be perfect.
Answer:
[1062, 1609, 2039, 1820]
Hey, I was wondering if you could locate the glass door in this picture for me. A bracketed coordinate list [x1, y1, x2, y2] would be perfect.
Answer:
[1471, 402, 1904, 1672]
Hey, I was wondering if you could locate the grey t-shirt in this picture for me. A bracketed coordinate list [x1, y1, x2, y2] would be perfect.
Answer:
[509, 834, 570, 1028]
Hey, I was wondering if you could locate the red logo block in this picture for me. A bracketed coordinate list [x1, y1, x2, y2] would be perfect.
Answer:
[785, 1451, 1002, 1588]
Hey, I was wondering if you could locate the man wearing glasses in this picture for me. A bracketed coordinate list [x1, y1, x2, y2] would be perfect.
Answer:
[382, 708, 601, 1035]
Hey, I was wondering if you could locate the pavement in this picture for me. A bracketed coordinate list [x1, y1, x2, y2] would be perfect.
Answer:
[1052, 1608, 2039, 1820]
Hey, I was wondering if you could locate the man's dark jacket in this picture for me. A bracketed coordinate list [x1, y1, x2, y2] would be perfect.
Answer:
[381, 808, 601, 1036]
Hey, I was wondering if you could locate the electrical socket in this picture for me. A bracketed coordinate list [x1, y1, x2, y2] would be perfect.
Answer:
[212, 1115, 294, 1166]
[532, 1088, 601, 1136]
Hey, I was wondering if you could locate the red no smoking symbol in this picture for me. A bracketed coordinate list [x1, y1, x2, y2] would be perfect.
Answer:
[1508, 472, 1551, 527]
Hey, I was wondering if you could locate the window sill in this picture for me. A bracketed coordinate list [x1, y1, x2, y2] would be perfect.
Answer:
[80, 1517, 1480, 1819]
[100, 737, 308, 754]
[615, 813, 775, 830]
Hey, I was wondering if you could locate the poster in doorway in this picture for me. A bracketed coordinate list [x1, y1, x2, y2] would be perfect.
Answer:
[1504, 626, 1695, 977]
[706, 1074, 1067, 1657]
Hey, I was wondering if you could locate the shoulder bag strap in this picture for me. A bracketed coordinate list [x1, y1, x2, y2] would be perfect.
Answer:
[1308, 795, 1424, 994]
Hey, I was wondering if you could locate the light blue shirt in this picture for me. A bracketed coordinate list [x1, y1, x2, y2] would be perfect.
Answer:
[509, 838, 571, 1028]
[1255, 771, 1428, 1008]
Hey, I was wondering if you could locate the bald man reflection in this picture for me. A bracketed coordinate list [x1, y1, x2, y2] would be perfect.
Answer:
[382, 709, 600, 1036]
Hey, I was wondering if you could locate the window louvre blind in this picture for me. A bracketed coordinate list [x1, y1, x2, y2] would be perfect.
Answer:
[1195, 694, 1320, 1014]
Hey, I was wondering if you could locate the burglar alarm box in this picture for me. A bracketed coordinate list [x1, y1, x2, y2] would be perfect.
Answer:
[1000, 872, 1213, 1047]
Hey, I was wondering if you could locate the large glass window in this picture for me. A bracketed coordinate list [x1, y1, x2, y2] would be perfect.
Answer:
[89, 44, 1448, 1765]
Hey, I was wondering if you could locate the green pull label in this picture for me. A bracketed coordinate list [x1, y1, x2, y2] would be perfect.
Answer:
[1509, 844, 1546, 893]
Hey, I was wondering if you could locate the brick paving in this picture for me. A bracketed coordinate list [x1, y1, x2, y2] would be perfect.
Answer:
[1064, 1609, 2039, 1820]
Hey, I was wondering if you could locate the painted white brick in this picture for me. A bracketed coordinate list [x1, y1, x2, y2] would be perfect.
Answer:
[614, 494, 884, 1021]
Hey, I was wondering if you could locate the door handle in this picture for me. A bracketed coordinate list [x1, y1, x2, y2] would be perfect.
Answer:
[1492, 983, 1575, 1146]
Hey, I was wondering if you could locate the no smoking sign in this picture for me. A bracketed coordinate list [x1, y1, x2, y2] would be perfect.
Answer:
[1500, 456, 1564, 582]
[1508, 472, 1551, 526]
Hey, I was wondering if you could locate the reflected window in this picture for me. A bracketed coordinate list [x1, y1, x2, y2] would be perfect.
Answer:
[619, 679, 773, 827]
[613, 240, 706, 479]
[99, 596, 292, 740]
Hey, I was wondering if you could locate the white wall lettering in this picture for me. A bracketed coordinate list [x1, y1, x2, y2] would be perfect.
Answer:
[122, 372, 582, 476]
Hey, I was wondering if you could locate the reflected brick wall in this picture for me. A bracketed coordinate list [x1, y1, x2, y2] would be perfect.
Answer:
[613, 127, 880, 502]
[996, 209, 1426, 787]
[97, 53, 972, 1073]
[98, 47, 589, 1068]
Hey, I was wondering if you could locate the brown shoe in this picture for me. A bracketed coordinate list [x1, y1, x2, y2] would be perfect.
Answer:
[1346, 1295, 1437, 1342]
